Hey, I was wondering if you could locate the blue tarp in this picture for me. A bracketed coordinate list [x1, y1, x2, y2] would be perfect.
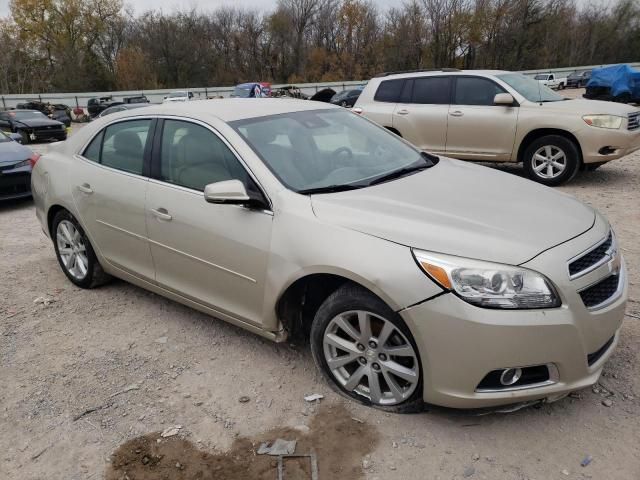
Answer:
[587, 64, 640, 98]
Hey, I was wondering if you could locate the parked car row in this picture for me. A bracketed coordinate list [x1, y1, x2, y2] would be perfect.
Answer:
[30, 95, 629, 411]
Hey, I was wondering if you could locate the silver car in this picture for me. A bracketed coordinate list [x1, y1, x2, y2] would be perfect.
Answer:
[31, 100, 627, 410]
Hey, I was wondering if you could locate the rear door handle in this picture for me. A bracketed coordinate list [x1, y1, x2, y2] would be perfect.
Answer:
[151, 208, 172, 221]
[449, 110, 464, 117]
[77, 183, 93, 194]
[396, 109, 409, 115]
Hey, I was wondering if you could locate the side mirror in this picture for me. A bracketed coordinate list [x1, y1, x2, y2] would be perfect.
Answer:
[204, 180, 251, 205]
[494, 93, 515, 106]
[9, 132, 23, 143]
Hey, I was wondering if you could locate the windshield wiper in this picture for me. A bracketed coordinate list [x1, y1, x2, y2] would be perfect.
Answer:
[297, 184, 364, 195]
[367, 153, 438, 186]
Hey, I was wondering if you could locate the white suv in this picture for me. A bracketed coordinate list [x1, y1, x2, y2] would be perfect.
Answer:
[354, 70, 640, 186]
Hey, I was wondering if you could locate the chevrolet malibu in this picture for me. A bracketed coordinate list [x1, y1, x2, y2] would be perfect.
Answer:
[31, 100, 627, 411]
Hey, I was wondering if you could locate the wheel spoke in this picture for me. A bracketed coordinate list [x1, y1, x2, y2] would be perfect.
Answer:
[368, 370, 383, 403]
[551, 151, 564, 161]
[533, 153, 547, 163]
[544, 146, 553, 158]
[60, 223, 73, 243]
[551, 160, 565, 171]
[334, 315, 361, 341]
[546, 164, 554, 177]
[382, 369, 405, 399]
[377, 321, 394, 347]
[343, 365, 367, 391]
[326, 353, 359, 370]
[324, 333, 360, 355]
[534, 162, 546, 173]
[58, 247, 73, 255]
[383, 360, 418, 383]
[76, 254, 88, 275]
[357, 311, 372, 340]
[383, 344, 415, 357]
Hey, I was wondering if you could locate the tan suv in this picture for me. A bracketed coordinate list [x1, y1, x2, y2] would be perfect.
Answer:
[354, 70, 640, 186]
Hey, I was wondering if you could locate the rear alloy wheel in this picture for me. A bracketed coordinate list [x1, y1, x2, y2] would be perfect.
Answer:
[311, 285, 423, 412]
[524, 135, 580, 186]
[52, 210, 111, 288]
[18, 129, 29, 144]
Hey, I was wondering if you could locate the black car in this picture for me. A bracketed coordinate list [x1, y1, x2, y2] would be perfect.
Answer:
[0, 110, 67, 144]
[122, 95, 150, 104]
[566, 70, 592, 88]
[16, 100, 72, 127]
[87, 96, 123, 118]
[93, 103, 150, 119]
[329, 89, 362, 107]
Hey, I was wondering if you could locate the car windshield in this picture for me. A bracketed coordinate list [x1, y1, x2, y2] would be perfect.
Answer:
[533, 74, 548, 80]
[10, 111, 48, 120]
[497, 73, 565, 102]
[232, 86, 252, 98]
[231, 109, 435, 193]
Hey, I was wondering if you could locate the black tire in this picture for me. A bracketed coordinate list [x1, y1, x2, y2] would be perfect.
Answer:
[523, 135, 580, 186]
[52, 210, 111, 288]
[18, 129, 30, 144]
[310, 284, 424, 413]
[558, 83, 564, 90]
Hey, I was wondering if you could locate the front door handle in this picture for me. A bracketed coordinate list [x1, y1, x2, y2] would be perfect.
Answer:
[396, 109, 409, 115]
[449, 110, 464, 117]
[77, 183, 93, 194]
[151, 208, 172, 221]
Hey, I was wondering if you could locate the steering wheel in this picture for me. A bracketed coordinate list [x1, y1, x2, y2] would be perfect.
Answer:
[331, 146, 354, 160]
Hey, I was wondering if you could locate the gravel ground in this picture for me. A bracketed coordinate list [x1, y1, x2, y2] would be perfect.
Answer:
[1, 94, 639, 480]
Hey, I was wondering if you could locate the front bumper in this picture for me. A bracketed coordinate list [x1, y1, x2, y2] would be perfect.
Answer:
[577, 124, 640, 163]
[400, 220, 627, 408]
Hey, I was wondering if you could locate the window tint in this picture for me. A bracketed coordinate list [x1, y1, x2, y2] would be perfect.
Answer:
[411, 77, 451, 104]
[374, 79, 404, 102]
[83, 130, 103, 162]
[101, 120, 151, 175]
[454, 77, 506, 106]
[159, 120, 249, 191]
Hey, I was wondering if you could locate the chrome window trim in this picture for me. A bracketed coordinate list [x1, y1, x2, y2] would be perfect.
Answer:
[567, 230, 615, 280]
[577, 263, 625, 312]
[73, 154, 150, 182]
[475, 364, 559, 393]
[77, 115, 157, 156]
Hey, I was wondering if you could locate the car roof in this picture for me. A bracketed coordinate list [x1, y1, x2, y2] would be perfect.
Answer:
[129, 98, 337, 122]
[376, 69, 510, 80]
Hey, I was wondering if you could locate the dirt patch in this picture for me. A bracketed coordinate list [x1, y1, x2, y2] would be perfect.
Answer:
[106, 402, 377, 480]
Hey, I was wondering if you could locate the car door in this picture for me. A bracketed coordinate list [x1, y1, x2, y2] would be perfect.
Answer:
[445, 76, 518, 161]
[145, 118, 273, 326]
[71, 118, 156, 281]
[392, 76, 451, 154]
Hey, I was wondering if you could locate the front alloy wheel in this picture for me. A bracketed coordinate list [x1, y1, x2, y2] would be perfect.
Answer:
[311, 285, 423, 412]
[523, 135, 580, 186]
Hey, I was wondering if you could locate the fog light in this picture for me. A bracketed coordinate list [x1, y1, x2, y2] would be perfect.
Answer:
[500, 368, 523, 386]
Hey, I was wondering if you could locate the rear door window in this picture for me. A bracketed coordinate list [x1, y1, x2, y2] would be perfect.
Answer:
[411, 77, 451, 104]
[374, 79, 405, 102]
[453, 77, 506, 106]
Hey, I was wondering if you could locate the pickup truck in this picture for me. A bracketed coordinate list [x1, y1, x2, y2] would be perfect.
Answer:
[534, 73, 567, 90]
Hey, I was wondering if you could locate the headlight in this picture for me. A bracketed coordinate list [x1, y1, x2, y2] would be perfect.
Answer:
[582, 115, 623, 129]
[13, 159, 31, 168]
[413, 250, 561, 309]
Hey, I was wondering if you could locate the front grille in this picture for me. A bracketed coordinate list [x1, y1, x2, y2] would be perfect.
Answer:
[0, 172, 31, 196]
[579, 274, 620, 309]
[628, 111, 640, 131]
[568, 232, 613, 278]
[587, 336, 615, 366]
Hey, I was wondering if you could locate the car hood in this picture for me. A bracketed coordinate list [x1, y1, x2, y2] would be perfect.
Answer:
[13, 117, 64, 128]
[310, 159, 595, 265]
[538, 98, 638, 114]
[0, 141, 31, 164]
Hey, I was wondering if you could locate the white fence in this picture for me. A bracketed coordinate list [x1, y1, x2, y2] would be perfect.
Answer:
[1, 62, 639, 109]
